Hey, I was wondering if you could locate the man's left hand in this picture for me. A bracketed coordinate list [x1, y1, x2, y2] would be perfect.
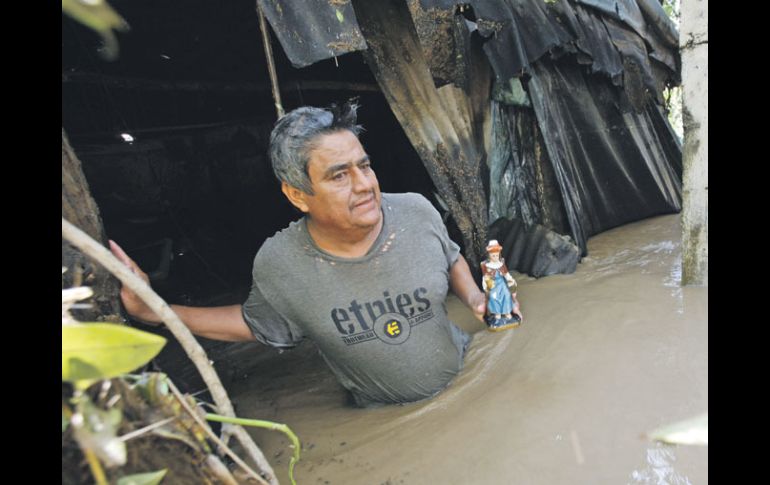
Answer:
[469, 292, 486, 323]
[512, 292, 523, 321]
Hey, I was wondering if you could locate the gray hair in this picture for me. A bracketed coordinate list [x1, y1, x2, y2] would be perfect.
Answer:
[268, 101, 363, 194]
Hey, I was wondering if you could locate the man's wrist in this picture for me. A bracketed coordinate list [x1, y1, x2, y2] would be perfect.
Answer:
[130, 306, 164, 325]
[467, 290, 485, 309]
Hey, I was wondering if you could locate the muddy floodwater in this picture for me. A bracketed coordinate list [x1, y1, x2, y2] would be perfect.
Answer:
[228, 214, 707, 484]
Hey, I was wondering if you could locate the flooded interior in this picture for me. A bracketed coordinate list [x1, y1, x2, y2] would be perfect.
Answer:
[222, 213, 707, 485]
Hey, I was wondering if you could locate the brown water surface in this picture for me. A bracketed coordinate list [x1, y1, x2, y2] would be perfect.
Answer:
[229, 214, 707, 484]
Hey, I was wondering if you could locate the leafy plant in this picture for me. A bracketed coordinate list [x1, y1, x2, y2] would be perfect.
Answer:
[63, 285, 168, 484]
[647, 412, 708, 446]
[61, 0, 129, 60]
[207, 413, 302, 485]
[62, 322, 166, 389]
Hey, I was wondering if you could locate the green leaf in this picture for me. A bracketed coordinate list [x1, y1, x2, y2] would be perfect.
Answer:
[647, 412, 708, 446]
[336, 9, 344, 23]
[134, 372, 170, 404]
[62, 323, 166, 384]
[61, 0, 130, 60]
[116, 469, 167, 485]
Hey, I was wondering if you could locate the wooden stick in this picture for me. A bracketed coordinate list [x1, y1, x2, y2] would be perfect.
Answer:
[62, 217, 278, 485]
[256, 3, 284, 118]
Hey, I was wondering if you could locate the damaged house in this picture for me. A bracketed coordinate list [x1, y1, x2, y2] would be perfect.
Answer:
[62, 0, 681, 387]
[257, 0, 681, 277]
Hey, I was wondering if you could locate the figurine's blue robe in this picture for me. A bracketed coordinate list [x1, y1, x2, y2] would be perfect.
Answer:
[488, 270, 513, 315]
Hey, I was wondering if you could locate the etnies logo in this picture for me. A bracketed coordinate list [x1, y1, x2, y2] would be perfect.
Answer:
[330, 288, 433, 345]
[385, 320, 402, 337]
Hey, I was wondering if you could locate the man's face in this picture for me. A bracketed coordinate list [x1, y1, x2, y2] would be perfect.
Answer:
[490, 251, 501, 262]
[299, 130, 382, 233]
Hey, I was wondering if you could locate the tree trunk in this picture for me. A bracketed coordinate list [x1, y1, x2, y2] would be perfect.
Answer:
[680, 0, 708, 286]
[62, 128, 122, 320]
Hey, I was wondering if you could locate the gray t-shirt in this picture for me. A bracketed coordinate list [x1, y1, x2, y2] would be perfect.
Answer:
[242, 192, 471, 406]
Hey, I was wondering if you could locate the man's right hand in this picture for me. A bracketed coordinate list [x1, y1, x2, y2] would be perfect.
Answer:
[109, 240, 162, 325]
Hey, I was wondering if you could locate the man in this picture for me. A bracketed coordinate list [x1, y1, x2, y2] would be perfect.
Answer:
[111, 102, 520, 406]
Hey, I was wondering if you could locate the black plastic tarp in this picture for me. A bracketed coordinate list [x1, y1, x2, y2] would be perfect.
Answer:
[257, 0, 366, 68]
[527, 56, 681, 255]
[259, 0, 683, 273]
[576, 0, 678, 50]
[472, 0, 578, 82]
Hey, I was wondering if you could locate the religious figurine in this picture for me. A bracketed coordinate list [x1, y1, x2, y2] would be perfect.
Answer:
[480, 240, 521, 332]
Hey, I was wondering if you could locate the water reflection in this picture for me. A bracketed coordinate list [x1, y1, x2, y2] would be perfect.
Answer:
[629, 445, 693, 485]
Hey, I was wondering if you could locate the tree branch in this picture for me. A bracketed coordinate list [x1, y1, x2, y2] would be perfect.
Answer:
[166, 378, 269, 485]
[62, 217, 278, 485]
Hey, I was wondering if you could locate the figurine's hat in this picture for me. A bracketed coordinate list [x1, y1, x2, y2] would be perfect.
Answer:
[486, 240, 503, 253]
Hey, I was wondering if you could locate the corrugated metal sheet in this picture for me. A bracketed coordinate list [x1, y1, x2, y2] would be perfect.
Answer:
[257, 0, 367, 68]
[353, 0, 491, 271]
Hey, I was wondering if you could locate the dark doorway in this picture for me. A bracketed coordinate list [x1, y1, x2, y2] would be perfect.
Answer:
[63, 0, 437, 309]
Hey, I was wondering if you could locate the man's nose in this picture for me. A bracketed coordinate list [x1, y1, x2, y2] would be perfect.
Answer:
[351, 167, 374, 192]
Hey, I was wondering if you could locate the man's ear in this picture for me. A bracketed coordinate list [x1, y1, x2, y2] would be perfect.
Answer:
[281, 182, 310, 213]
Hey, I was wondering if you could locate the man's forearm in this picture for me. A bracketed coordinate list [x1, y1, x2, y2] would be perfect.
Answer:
[449, 254, 485, 308]
[138, 304, 255, 342]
